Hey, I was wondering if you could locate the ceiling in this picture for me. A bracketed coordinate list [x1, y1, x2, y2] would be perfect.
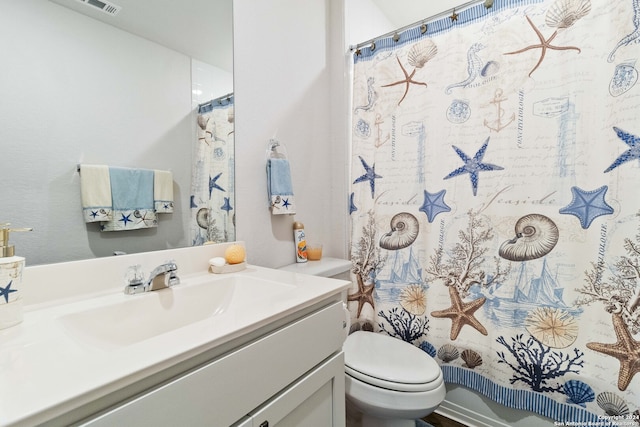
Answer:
[371, 0, 473, 29]
[49, 0, 233, 72]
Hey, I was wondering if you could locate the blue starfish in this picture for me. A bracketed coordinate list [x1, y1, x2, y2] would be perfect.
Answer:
[282, 198, 292, 209]
[221, 197, 233, 213]
[419, 189, 451, 223]
[119, 213, 132, 226]
[443, 138, 504, 196]
[90, 210, 99, 219]
[0, 280, 17, 303]
[209, 173, 225, 197]
[349, 192, 358, 215]
[559, 185, 614, 229]
[604, 127, 640, 173]
[353, 156, 382, 198]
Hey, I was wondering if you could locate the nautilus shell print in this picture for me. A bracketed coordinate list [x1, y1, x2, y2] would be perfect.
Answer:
[498, 214, 559, 261]
[379, 212, 419, 250]
[196, 208, 210, 229]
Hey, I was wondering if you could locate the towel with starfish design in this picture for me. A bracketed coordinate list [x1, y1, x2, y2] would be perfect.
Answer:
[267, 158, 296, 215]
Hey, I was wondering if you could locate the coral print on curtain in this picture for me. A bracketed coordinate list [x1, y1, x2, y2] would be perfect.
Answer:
[349, 0, 640, 423]
[190, 95, 235, 245]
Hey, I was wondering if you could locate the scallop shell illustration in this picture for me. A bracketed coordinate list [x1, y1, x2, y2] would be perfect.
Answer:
[498, 214, 559, 261]
[596, 392, 629, 416]
[400, 284, 427, 315]
[545, 0, 591, 30]
[563, 380, 595, 407]
[407, 39, 438, 69]
[524, 307, 578, 348]
[461, 349, 483, 369]
[419, 341, 437, 357]
[437, 344, 459, 363]
[379, 212, 419, 250]
[197, 114, 209, 130]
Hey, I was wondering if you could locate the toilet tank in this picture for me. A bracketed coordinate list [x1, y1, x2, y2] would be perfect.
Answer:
[278, 257, 351, 281]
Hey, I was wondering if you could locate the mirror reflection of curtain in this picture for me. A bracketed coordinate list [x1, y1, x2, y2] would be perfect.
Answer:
[349, 0, 640, 423]
[190, 95, 235, 245]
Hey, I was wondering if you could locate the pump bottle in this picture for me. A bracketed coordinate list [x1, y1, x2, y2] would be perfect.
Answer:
[0, 224, 32, 329]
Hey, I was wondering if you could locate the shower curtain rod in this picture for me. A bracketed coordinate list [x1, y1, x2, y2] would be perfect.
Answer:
[198, 92, 234, 109]
[349, 0, 491, 51]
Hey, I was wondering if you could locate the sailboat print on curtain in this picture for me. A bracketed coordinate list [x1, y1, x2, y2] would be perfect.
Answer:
[349, 0, 640, 423]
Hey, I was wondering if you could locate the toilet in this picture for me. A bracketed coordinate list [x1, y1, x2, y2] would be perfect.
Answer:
[279, 258, 446, 427]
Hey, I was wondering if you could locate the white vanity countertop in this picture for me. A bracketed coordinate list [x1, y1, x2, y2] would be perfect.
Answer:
[0, 264, 350, 427]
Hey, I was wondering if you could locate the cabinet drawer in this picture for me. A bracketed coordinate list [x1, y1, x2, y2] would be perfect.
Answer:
[81, 301, 345, 427]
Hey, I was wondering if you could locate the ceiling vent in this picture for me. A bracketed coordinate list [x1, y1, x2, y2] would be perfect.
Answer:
[74, 0, 121, 16]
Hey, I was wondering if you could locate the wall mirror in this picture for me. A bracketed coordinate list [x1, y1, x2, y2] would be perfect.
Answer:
[0, 0, 233, 266]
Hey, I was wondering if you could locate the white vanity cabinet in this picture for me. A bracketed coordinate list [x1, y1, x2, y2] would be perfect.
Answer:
[76, 300, 346, 427]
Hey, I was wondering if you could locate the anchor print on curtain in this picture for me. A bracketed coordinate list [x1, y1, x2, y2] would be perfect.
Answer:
[348, 0, 640, 423]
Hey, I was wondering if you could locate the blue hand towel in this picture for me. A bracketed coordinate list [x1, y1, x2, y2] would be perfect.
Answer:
[267, 158, 296, 215]
[101, 167, 157, 231]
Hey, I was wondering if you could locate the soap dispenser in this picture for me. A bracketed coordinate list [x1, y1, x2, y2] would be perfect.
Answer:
[0, 224, 32, 330]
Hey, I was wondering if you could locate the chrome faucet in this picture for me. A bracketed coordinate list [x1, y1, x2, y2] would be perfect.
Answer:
[124, 261, 180, 295]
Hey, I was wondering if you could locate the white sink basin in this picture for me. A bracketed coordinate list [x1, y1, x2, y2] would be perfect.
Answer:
[58, 275, 293, 349]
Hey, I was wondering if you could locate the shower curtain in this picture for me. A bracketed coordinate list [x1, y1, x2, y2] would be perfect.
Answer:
[190, 95, 235, 245]
[349, 0, 639, 423]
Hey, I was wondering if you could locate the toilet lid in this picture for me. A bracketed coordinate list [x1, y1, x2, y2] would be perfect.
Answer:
[343, 331, 442, 392]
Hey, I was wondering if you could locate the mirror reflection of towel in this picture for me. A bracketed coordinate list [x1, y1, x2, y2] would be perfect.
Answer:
[154, 170, 174, 213]
[267, 158, 296, 215]
[80, 164, 113, 222]
[101, 167, 157, 232]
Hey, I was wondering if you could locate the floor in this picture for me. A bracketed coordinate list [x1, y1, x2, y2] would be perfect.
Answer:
[347, 398, 468, 427]
[422, 412, 468, 427]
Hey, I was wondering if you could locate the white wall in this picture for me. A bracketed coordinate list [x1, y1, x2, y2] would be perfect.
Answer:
[0, 0, 231, 265]
[233, 0, 349, 268]
[344, 1, 554, 426]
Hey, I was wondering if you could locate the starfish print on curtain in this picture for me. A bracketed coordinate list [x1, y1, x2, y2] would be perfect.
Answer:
[381, 39, 437, 105]
[503, 0, 590, 77]
[586, 314, 640, 391]
[431, 285, 488, 340]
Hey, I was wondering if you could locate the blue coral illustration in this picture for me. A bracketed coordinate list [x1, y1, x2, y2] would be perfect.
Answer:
[496, 333, 584, 393]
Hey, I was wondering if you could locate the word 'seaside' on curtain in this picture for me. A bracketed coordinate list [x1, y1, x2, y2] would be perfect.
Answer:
[191, 94, 235, 245]
[348, 0, 640, 423]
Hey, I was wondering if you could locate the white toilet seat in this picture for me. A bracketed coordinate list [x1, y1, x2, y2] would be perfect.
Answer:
[343, 331, 442, 392]
[345, 364, 443, 392]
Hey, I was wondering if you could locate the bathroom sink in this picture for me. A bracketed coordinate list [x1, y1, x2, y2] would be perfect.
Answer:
[58, 275, 293, 349]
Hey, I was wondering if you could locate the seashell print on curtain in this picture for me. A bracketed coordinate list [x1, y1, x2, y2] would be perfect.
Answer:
[190, 96, 235, 245]
[348, 0, 640, 423]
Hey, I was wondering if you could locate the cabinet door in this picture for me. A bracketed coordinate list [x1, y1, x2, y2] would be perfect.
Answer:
[249, 352, 345, 427]
[79, 302, 344, 427]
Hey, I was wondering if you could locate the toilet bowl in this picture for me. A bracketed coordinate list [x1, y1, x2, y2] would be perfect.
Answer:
[343, 331, 446, 427]
[278, 259, 445, 426]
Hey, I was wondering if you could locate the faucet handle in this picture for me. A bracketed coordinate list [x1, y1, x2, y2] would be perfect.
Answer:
[124, 264, 146, 294]
[125, 264, 145, 284]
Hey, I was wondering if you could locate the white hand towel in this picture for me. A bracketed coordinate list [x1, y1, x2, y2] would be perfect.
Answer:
[79, 164, 113, 222]
[154, 170, 174, 213]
